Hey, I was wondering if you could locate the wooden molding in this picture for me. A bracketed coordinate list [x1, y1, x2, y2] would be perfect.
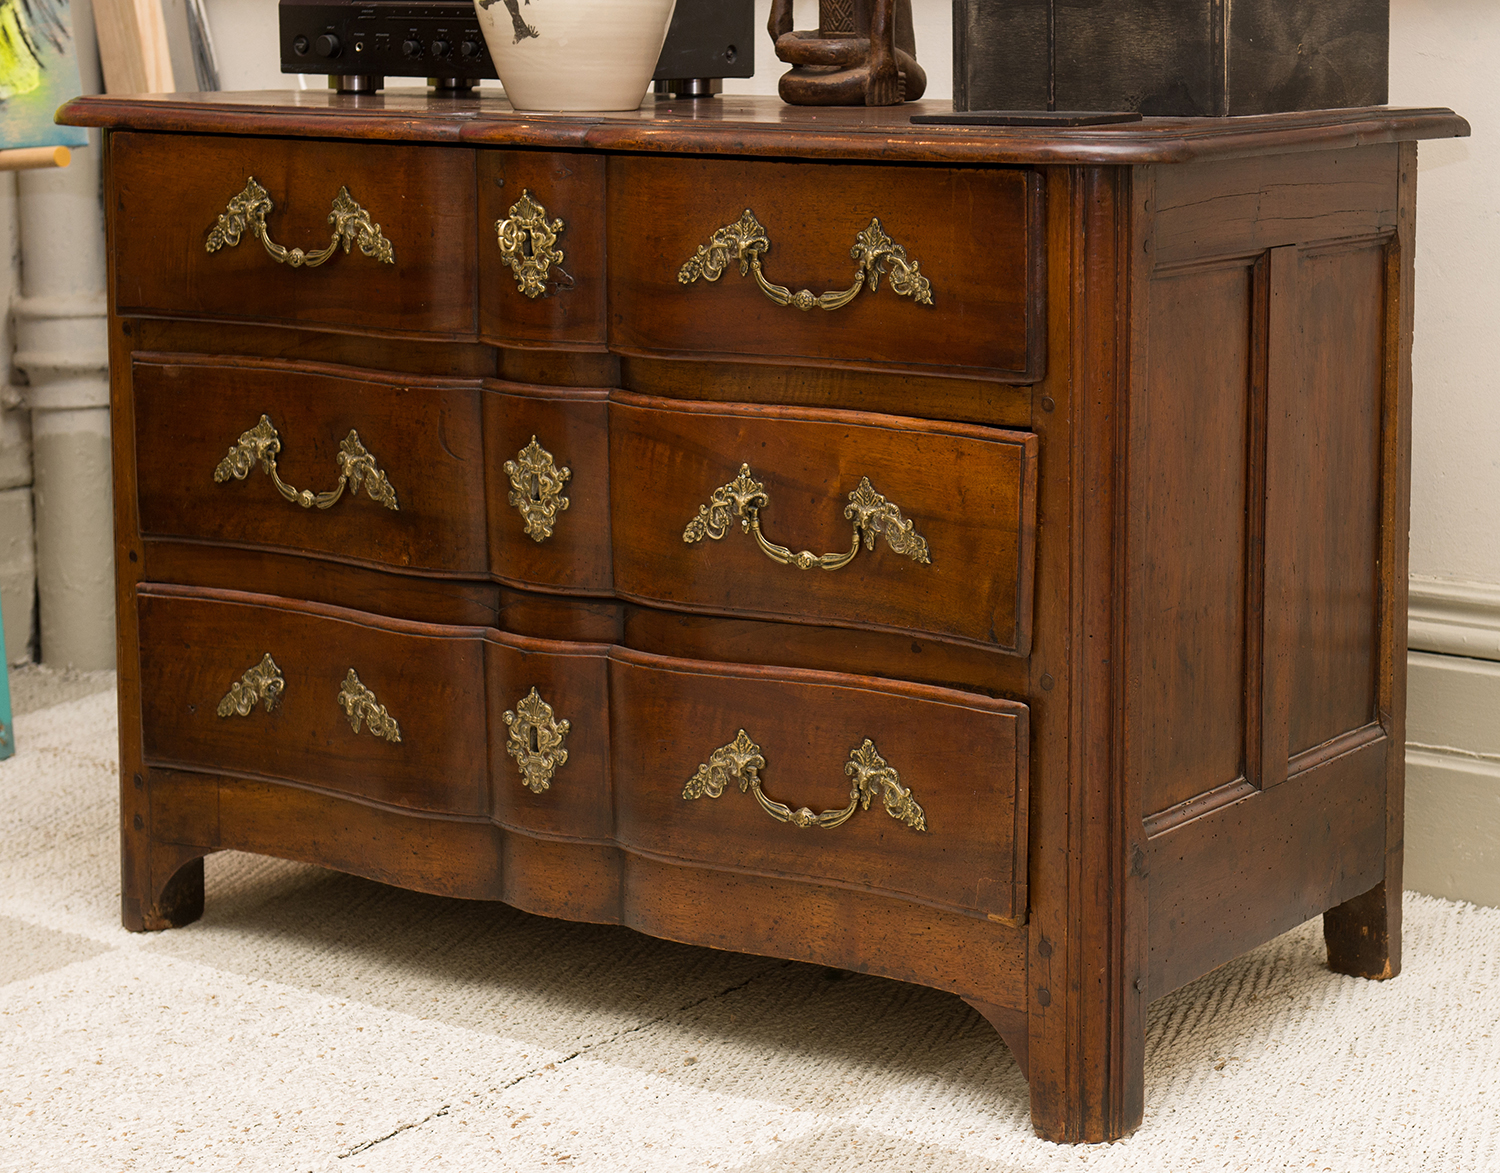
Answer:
[93, 0, 176, 95]
[1409, 575, 1500, 662]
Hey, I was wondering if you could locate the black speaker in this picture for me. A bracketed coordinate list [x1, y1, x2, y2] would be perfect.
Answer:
[279, 0, 755, 90]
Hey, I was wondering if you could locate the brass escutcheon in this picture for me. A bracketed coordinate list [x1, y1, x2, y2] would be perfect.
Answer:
[504, 436, 571, 542]
[496, 189, 565, 298]
[502, 688, 571, 793]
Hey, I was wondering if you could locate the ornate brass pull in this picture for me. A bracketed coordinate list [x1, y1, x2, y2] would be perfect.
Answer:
[504, 436, 570, 542]
[205, 177, 394, 268]
[496, 189, 565, 299]
[214, 415, 399, 512]
[683, 463, 930, 571]
[338, 670, 400, 743]
[678, 209, 932, 312]
[502, 688, 571, 793]
[683, 730, 927, 832]
[217, 654, 285, 717]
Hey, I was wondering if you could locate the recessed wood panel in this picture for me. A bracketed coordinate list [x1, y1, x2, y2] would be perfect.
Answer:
[1133, 264, 1255, 818]
[1284, 244, 1384, 757]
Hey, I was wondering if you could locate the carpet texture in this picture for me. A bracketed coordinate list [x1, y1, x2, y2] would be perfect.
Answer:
[3, 681, 1499, 1172]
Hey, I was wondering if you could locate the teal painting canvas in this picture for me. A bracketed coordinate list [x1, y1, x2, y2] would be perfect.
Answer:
[1, 0, 90, 149]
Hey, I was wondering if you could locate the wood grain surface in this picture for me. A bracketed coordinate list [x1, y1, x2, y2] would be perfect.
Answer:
[111, 132, 478, 337]
[610, 391, 1037, 653]
[59, 92, 1469, 167]
[607, 155, 1041, 378]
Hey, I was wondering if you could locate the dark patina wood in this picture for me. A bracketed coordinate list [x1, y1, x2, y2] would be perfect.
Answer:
[64, 92, 1465, 1144]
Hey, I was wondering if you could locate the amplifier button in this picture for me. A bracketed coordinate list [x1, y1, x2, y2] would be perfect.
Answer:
[431, 39, 452, 57]
[461, 40, 482, 59]
[403, 38, 423, 58]
[314, 33, 341, 58]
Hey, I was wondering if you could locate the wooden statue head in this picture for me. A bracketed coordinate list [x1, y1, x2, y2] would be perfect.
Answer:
[768, 0, 927, 107]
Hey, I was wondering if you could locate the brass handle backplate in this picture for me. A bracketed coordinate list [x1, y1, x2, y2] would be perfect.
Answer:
[496, 189, 565, 299]
[338, 669, 400, 743]
[683, 463, 930, 571]
[214, 414, 399, 512]
[206, 177, 394, 268]
[678, 209, 932, 311]
[502, 687, 571, 793]
[683, 729, 927, 832]
[218, 654, 285, 718]
[504, 436, 571, 542]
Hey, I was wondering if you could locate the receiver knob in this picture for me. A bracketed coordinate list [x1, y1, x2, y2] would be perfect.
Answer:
[403, 38, 423, 58]
[460, 40, 482, 59]
[431, 39, 451, 57]
[314, 34, 341, 58]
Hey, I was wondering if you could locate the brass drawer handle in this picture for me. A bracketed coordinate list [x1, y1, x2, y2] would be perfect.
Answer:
[206, 177, 394, 268]
[217, 654, 285, 717]
[683, 729, 927, 832]
[502, 688, 571, 793]
[214, 415, 399, 512]
[504, 436, 571, 542]
[496, 189, 565, 299]
[678, 209, 933, 311]
[683, 463, 930, 571]
[338, 669, 401, 743]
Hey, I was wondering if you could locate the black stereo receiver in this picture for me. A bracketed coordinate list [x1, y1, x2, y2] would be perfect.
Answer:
[279, 0, 755, 93]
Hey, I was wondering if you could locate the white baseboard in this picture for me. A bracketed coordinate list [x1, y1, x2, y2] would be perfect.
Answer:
[1405, 651, 1500, 908]
[1409, 576, 1500, 661]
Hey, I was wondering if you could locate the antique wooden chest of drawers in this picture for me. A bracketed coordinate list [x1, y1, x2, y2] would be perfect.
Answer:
[61, 92, 1466, 1142]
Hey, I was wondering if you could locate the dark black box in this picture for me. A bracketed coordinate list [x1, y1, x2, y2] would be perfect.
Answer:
[953, 0, 1388, 117]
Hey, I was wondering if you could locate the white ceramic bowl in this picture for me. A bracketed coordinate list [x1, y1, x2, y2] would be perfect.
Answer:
[474, 0, 678, 112]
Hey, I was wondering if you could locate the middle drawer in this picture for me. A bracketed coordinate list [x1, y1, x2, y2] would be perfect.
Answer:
[135, 357, 1036, 651]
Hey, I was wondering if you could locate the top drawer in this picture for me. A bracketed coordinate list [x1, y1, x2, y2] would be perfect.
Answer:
[607, 156, 1042, 379]
[110, 133, 477, 338]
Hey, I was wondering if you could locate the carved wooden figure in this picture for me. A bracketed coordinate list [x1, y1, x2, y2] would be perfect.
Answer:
[769, 0, 926, 106]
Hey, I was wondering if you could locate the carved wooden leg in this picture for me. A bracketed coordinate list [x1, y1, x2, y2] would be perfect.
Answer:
[1325, 878, 1401, 980]
[142, 849, 207, 931]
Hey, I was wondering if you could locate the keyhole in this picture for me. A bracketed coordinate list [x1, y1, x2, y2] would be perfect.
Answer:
[529, 473, 541, 502]
[529, 726, 540, 753]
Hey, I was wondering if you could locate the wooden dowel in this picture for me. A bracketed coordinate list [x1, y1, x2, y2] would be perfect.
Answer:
[0, 146, 72, 172]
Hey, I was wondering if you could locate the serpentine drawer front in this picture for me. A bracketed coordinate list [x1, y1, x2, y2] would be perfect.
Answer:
[611, 650, 1029, 925]
[607, 155, 1043, 379]
[134, 356, 488, 574]
[137, 587, 489, 815]
[610, 392, 1038, 653]
[110, 132, 478, 337]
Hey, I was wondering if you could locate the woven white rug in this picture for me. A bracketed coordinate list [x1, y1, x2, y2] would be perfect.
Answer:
[3, 685, 1499, 1172]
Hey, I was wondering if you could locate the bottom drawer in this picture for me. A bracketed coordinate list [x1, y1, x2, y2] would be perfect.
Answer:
[136, 587, 1029, 923]
[610, 650, 1029, 925]
[138, 587, 490, 815]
